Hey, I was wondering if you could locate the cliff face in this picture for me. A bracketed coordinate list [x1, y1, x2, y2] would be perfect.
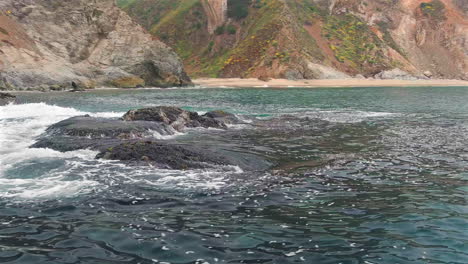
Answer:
[120, 0, 467, 80]
[202, 0, 227, 34]
[0, 0, 191, 90]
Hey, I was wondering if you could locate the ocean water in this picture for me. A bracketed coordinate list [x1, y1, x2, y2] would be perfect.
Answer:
[0, 87, 467, 264]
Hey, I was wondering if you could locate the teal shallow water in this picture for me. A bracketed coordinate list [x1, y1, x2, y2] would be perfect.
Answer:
[0, 87, 467, 263]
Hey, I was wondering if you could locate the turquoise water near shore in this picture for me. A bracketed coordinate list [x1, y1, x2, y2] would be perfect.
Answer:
[0, 87, 467, 263]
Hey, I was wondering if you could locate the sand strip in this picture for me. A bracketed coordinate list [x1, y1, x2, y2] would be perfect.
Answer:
[193, 78, 468, 88]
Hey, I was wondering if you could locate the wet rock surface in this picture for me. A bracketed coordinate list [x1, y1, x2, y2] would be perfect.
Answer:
[31, 115, 176, 152]
[32, 107, 270, 170]
[203, 110, 240, 124]
[40, 116, 175, 139]
[95, 141, 269, 171]
[122, 106, 228, 131]
[0, 92, 16, 105]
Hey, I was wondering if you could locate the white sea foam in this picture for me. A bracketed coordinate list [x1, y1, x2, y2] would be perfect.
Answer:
[0, 177, 100, 200]
[311, 110, 397, 123]
[270, 108, 397, 123]
[0, 103, 123, 200]
[0, 103, 246, 200]
[150, 129, 183, 140]
[110, 164, 245, 191]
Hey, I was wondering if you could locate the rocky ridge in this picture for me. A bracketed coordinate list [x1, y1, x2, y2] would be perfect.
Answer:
[120, 0, 467, 80]
[0, 0, 191, 90]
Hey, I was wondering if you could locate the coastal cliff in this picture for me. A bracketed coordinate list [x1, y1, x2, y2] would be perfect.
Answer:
[120, 0, 467, 80]
[202, 0, 228, 34]
[0, 0, 191, 90]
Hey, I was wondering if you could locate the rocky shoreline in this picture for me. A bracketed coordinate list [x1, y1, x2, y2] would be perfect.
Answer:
[31, 106, 270, 171]
[0, 0, 191, 91]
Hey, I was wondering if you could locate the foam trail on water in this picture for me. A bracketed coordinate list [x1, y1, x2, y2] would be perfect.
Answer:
[0, 103, 123, 200]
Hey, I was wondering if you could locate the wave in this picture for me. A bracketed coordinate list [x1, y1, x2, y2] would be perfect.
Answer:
[0, 103, 123, 200]
[0, 103, 123, 157]
[253, 108, 397, 123]
[299, 110, 397, 123]
[0, 103, 248, 201]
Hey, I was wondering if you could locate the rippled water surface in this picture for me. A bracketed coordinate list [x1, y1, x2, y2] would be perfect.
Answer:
[0, 87, 467, 264]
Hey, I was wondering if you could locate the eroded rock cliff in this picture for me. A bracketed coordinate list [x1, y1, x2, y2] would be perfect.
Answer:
[202, 0, 227, 34]
[0, 0, 191, 90]
[120, 0, 467, 80]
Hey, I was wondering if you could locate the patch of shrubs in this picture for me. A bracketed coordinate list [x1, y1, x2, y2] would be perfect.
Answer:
[215, 24, 237, 35]
[420, 0, 446, 20]
[228, 0, 250, 20]
[226, 25, 237, 34]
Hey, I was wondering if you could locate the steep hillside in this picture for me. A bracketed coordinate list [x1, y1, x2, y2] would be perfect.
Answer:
[0, 0, 191, 90]
[120, 0, 467, 80]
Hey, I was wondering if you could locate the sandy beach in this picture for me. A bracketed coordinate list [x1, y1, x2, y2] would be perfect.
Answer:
[194, 78, 468, 88]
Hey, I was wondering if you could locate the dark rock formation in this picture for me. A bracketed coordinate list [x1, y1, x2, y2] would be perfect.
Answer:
[31, 116, 175, 152]
[43, 116, 175, 138]
[31, 107, 270, 170]
[122, 106, 227, 131]
[96, 140, 270, 171]
[0, 92, 16, 105]
[96, 141, 229, 170]
[203, 110, 240, 124]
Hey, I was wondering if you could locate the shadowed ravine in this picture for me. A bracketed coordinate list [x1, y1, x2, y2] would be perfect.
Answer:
[0, 87, 467, 264]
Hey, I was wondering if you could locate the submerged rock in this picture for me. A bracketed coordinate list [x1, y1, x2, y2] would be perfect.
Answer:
[96, 141, 227, 170]
[0, 92, 16, 105]
[96, 141, 270, 171]
[202, 110, 240, 124]
[122, 106, 227, 131]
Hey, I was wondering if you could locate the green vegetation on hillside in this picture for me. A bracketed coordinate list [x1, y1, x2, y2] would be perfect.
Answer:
[116, 0, 136, 9]
[323, 14, 387, 70]
[118, 0, 400, 78]
[219, 0, 285, 77]
[227, 0, 250, 20]
[420, 0, 446, 20]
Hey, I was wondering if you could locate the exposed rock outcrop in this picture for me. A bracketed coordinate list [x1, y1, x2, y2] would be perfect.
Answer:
[0, 92, 16, 105]
[0, 0, 191, 90]
[203, 110, 239, 124]
[95, 141, 264, 170]
[122, 106, 228, 131]
[31, 107, 268, 170]
[374, 69, 420, 80]
[202, 0, 227, 34]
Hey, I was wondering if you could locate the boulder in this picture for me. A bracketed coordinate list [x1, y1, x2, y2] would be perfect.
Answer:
[423, 71, 433, 78]
[374, 69, 419, 80]
[122, 106, 227, 131]
[354, 74, 366, 79]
